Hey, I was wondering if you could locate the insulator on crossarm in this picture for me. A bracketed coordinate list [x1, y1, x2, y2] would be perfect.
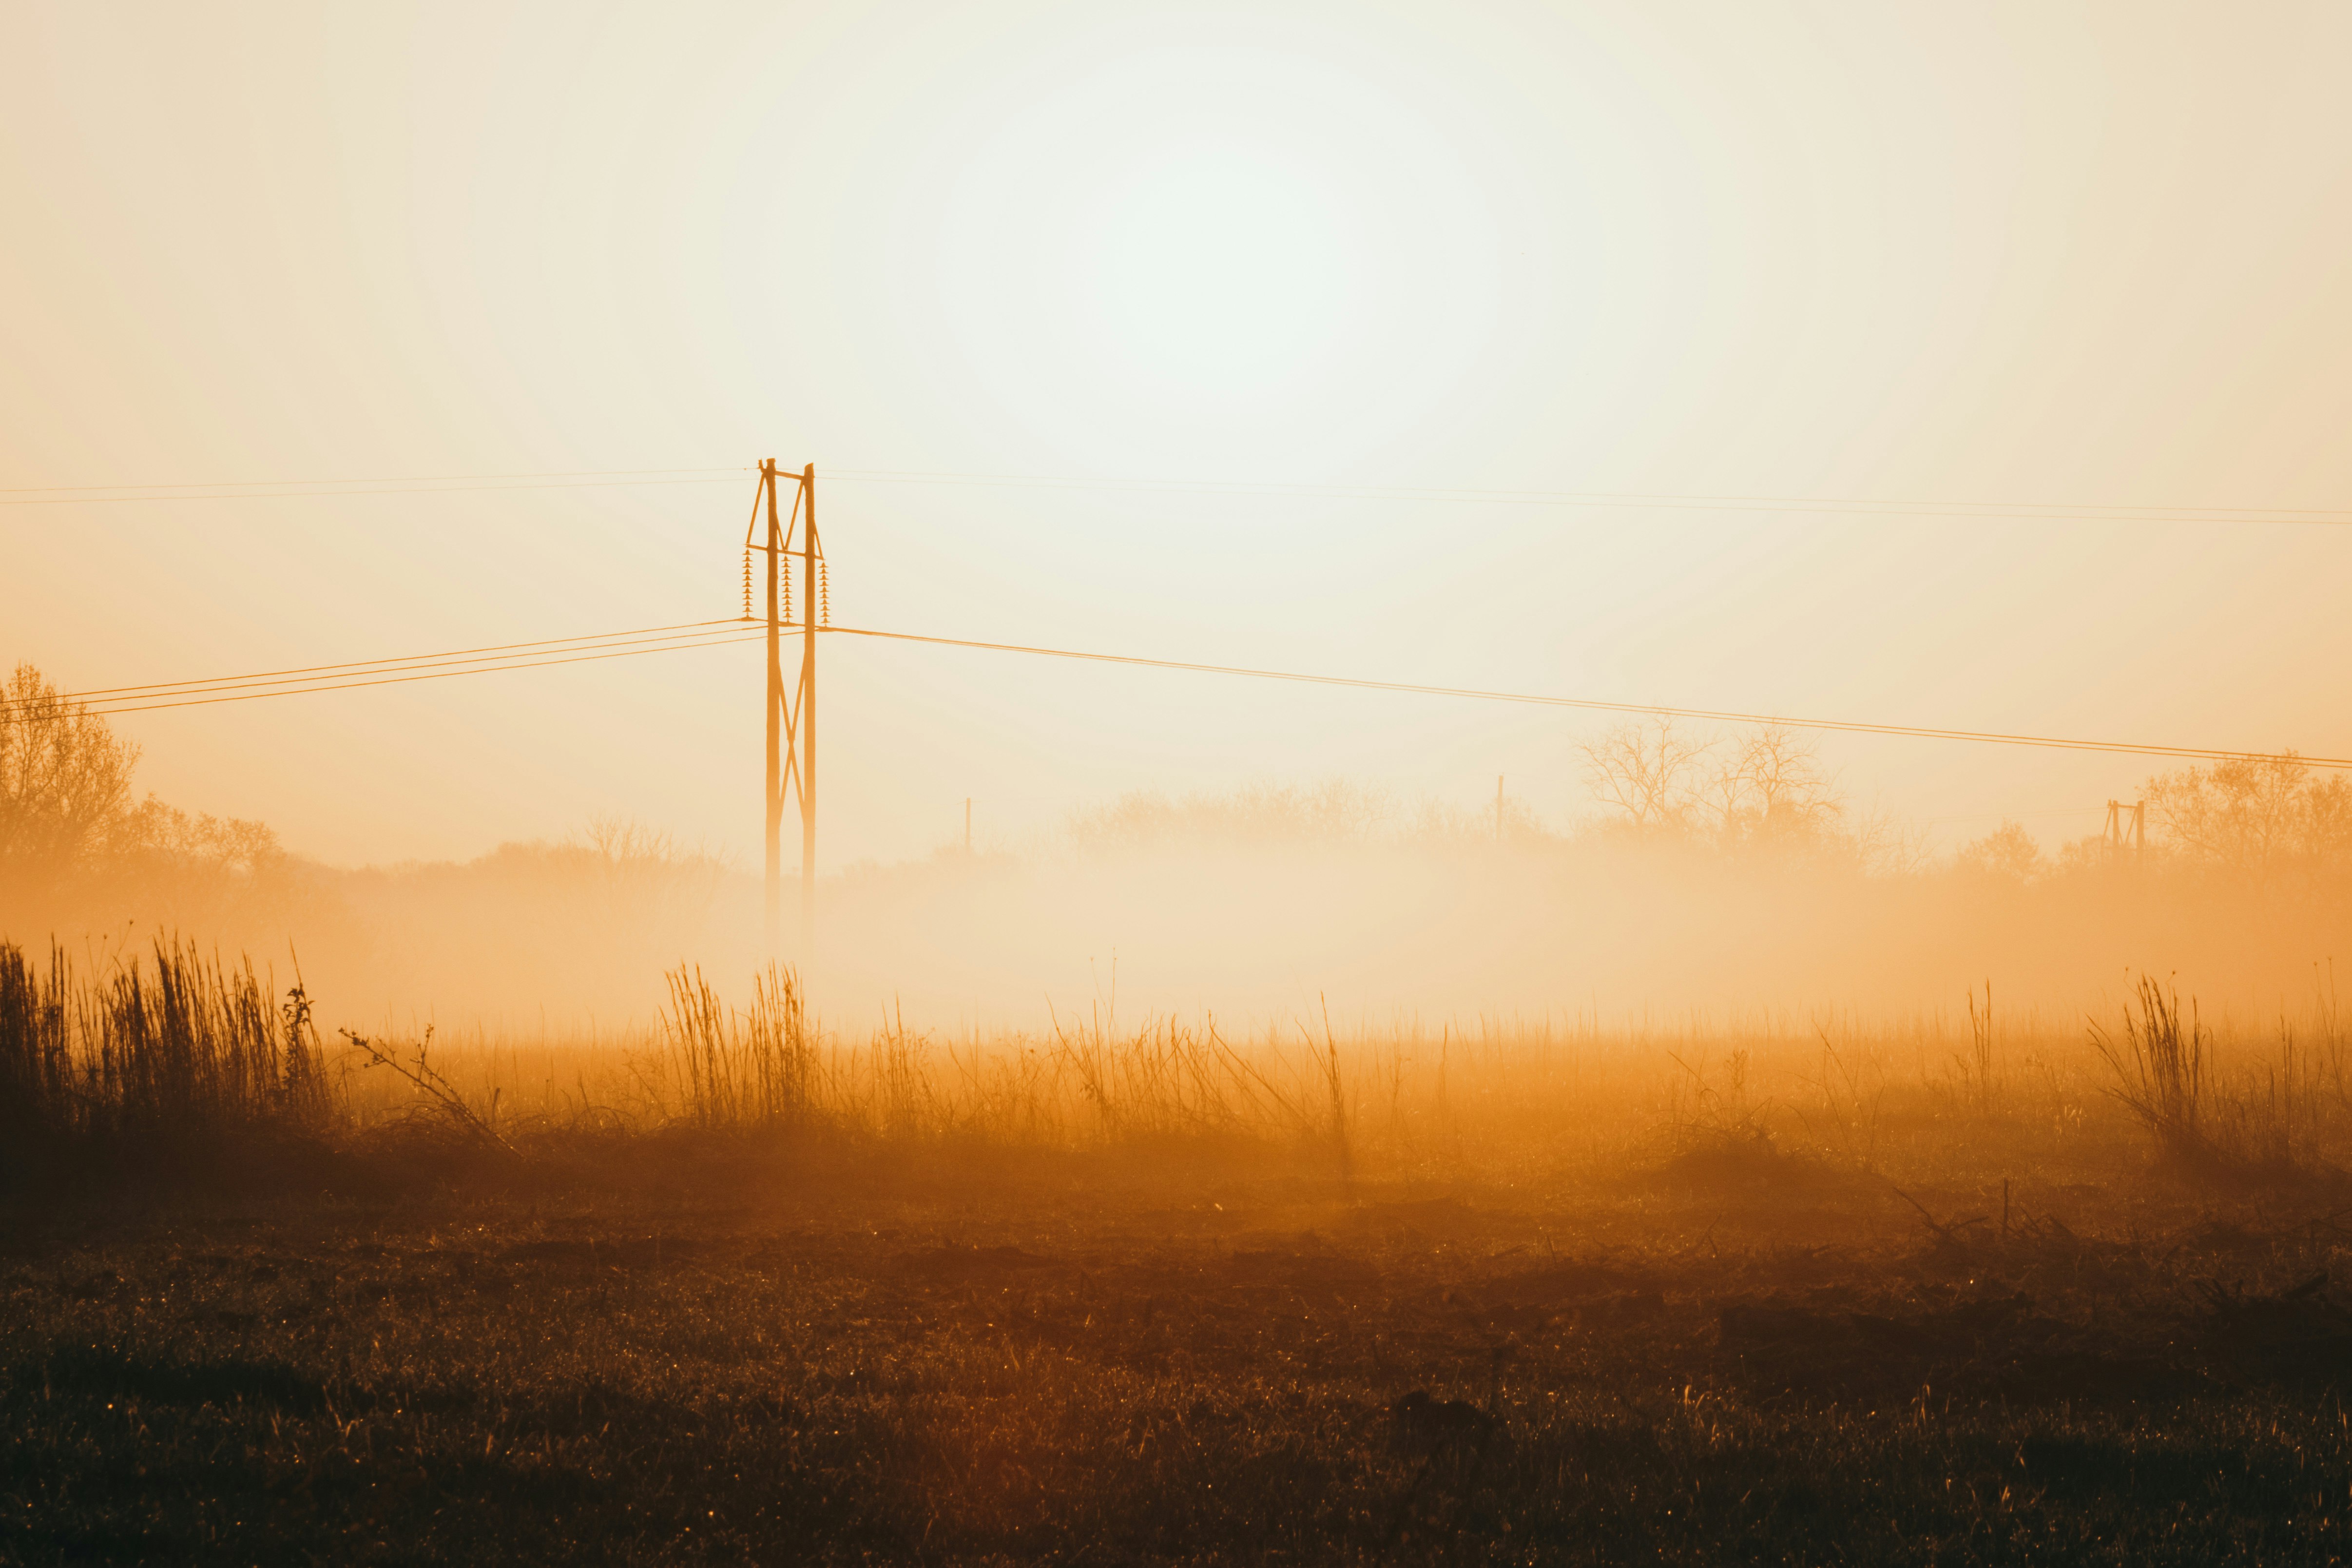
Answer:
[741, 548, 752, 619]
[820, 558, 831, 626]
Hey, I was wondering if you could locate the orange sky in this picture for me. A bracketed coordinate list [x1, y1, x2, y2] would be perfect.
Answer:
[7, 1, 2350, 871]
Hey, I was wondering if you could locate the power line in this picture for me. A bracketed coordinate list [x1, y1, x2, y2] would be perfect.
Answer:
[25, 612, 2349, 769]
[70, 629, 771, 716]
[40, 615, 2352, 769]
[55, 618, 746, 703]
[822, 623, 2352, 770]
[72, 628, 764, 711]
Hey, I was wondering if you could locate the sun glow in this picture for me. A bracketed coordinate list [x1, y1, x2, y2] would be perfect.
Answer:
[925, 45, 1500, 468]
[1078, 143, 1362, 401]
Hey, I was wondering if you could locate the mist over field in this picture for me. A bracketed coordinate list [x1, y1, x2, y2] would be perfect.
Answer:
[10, 665, 2348, 1037]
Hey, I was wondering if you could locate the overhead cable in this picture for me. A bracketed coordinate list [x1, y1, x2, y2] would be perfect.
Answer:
[821, 624, 2352, 770]
[25, 613, 2350, 769]
[68, 629, 771, 716]
[55, 618, 747, 703]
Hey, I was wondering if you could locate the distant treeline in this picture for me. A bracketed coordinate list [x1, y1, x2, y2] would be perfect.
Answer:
[9, 659, 2352, 1026]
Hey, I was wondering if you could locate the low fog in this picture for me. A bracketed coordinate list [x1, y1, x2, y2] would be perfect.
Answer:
[7, 663, 2348, 1039]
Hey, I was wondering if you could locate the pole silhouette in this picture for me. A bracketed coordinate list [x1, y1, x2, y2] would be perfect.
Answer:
[800, 463, 818, 952]
[763, 459, 783, 952]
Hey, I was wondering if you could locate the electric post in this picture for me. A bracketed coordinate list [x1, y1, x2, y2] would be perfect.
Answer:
[763, 459, 784, 952]
[2102, 799, 2147, 866]
[799, 463, 819, 952]
[752, 460, 820, 957]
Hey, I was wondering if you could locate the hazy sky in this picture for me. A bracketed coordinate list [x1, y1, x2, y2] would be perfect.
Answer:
[7, 1, 2350, 871]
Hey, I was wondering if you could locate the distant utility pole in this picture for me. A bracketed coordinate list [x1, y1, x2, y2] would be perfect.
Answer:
[750, 460, 823, 955]
[1495, 775, 1504, 844]
[965, 797, 972, 855]
[2103, 798, 2145, 864]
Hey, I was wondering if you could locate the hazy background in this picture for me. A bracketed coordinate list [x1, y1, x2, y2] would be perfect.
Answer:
[6, 1, 2351, 1028]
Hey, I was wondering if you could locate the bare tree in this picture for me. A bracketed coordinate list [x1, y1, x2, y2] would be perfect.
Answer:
[1578, 718, 1711, 832]
[583, 813, 726, 925]
[1727, 725, 1841, 845]
[1686, 724, 1844, 849]
[0, 662, 139, 872]
[2311, 773, 2352, 865]
[1956, 820, 2043, 880]
[2144, 753, 2344, 874]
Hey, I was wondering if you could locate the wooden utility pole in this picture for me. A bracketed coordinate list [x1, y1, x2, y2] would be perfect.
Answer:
[763, 459, 784, 951]
[2103, 798, 2147, 865]
[800, 463, 818, 950]
[752, 459, 820, 955]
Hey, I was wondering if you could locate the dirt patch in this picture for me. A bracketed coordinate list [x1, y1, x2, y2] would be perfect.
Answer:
[27, 1346, 333, 1413]
[897, 1243, 1063, 1283]
[1716, 1294, 2200, 1404]
[2195, 1272, 2352, 1388]
[1338, 1196, 1484, 1243]
[1637, 1134, 1862, 1199]
[1224, 1249, 1383, 1298]
[501, 1237, 700, 1269]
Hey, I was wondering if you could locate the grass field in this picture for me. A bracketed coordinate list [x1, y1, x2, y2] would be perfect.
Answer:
[12, 1153, 2352, 1564]
[10, 942, 2352, 1563]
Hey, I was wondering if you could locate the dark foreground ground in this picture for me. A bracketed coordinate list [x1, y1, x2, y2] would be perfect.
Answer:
[7, 1148, 2352, 1565]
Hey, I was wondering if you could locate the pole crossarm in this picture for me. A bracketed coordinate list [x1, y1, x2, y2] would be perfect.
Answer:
[744, 475, 805, 552]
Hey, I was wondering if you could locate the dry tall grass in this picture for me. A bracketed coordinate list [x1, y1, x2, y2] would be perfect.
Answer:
[0, 938, 325, 1182]
[11, 937, 2352, 1196]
